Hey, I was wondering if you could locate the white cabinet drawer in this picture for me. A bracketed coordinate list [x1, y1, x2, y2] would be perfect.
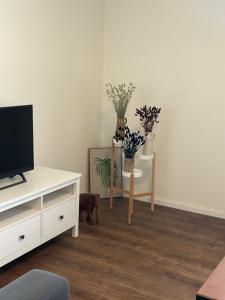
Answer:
[43, 199, 75, 237]
[0, 215, 41, 260]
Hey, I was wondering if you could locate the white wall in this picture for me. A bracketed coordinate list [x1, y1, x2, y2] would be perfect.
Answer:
[0, 0, 105, 191]
[1, 0, 224, 214]
[101, 0, 225, 216]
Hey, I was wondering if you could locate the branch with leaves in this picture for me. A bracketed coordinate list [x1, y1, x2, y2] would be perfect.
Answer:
[114, 126, 145, 158]
[106, 82, 135, 117]
[135, 105, 161, 134]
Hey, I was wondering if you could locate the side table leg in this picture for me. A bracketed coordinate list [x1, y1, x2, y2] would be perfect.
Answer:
[151, 154, 156, 212]
[128, 173, 134, 224]
[110, 138, 115, 210]
[131, 197, 134, 215]
[131, 173, 134, 215]
[109, 185, 113, 210]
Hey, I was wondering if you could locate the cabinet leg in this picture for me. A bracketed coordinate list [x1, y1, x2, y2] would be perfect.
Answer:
[72, 226, 78, 238]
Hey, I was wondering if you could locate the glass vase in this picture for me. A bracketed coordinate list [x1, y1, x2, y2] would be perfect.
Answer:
[124, 157, 134, 173]
[115, 116, 127, 139]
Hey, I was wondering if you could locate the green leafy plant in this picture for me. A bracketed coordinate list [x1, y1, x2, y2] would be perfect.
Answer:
[94, 157, 119, 188]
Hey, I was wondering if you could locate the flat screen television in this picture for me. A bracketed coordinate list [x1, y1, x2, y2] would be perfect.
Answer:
[0, 105, 34, 185]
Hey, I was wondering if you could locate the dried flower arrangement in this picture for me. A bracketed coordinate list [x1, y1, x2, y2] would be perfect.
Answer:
[135, 105, 161, 135]
[106, 82, 135, 117]
[115, 126, 145, 158]
[114, 126, 145, 172]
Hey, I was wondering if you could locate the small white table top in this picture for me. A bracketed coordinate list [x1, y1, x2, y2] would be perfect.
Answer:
[122, 168, 143, 178]
[137, 154, 154, 160]
[0, 167, 82, 212]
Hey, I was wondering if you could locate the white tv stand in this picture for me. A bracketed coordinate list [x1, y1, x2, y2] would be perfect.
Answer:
[0, 167, 81, 267]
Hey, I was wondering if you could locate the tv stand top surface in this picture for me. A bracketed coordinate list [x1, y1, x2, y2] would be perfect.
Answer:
[0, 167, 81, 212]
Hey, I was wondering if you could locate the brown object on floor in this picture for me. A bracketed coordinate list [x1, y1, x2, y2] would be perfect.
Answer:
[1, 198, 225, 300]
[196, 256, 225, 300]
[79, 193, 100, 225]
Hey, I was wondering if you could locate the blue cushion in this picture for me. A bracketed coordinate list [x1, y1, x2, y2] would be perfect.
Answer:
[0, 269, 69, 300]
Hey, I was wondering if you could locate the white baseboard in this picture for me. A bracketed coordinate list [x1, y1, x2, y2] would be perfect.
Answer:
[138, 196, 225, 220]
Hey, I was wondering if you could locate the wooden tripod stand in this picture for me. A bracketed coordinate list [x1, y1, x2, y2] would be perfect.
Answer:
[109, 138, 156, 224]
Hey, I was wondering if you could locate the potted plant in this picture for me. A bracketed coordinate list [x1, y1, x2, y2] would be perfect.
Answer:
[106, 82, 135, 139]
[135, 105, 161, 155]
[114, 126, 145, 173]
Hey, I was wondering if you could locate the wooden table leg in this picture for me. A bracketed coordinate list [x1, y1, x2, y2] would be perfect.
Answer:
[128, 173, 134, 224]
[131, 174, 134, 216]
[151, 153, 156, 212]
[131, 197, 134, 215]
[109, 187, 113, 210]
[109, 138, 115, 210]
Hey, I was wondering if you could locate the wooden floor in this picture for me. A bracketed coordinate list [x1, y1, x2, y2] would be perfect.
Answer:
[1, 198, 225, 300]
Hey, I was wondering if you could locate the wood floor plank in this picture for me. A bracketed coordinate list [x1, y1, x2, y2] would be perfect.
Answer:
[0, 198, 225, 299]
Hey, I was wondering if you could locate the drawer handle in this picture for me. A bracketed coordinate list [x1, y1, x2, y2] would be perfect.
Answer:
[19, 235, 25, 241]
[59, 215, 64, 220]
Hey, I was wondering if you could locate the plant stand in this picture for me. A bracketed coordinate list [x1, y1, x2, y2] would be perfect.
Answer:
[110, 138, 156, 224]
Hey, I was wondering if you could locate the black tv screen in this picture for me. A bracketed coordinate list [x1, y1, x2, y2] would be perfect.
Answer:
[0, 105, 34, 180]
